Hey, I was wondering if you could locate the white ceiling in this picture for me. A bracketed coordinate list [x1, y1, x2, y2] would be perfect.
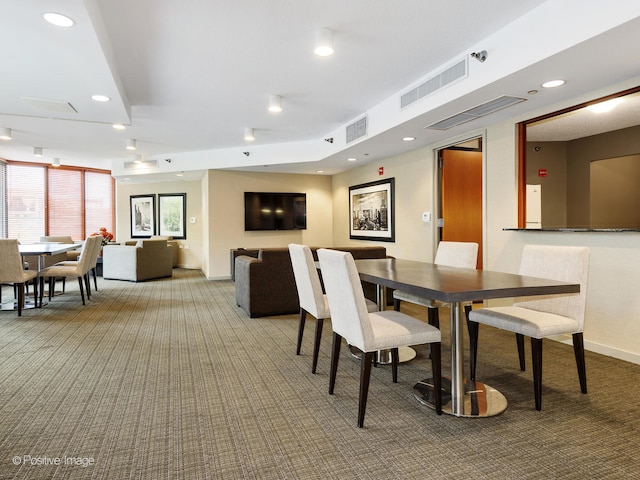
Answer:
[1, 0, 639, 183]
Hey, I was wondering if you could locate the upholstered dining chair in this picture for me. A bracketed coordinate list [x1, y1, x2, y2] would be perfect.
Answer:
[317, 248, 442, 427]
[38, 236, 101, 306]
[54, 236, 102, 294]
[0, 239, 39, 315]
[467, 245, 590, 410]
[393, 241, 478, 357]
[288, 244, 378, 374]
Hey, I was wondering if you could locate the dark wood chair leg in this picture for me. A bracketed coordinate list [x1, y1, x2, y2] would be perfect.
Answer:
[391, 348, 399, 383]
[17, 283, 24, 316]
[393, 298, 401, 311]
[427, 306, 440, 328]
[77, 277, 86, 305]
[296, 309, 307, 355]
[92, 268, 98, 291]
[329, 332, 342, 395]
[573, 332, 587, 394]
[516, 333, 526, 371]
[85, 274, 91, 300]
[430, 341, 443, 415]
[358, 352, 374, 428]
[48, 278, 56, 301]
[311, 318, 324, 374]
[531, 337, 543, 410]
[467, 317, 479, 381]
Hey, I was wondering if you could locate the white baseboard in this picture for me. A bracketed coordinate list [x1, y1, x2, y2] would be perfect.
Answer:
[551, 334, 640, 366]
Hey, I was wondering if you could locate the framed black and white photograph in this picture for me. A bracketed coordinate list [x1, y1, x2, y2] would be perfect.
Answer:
[158, 193, 187, 239]
[349, 178, 395, 242]
[130, 194, 156, 238]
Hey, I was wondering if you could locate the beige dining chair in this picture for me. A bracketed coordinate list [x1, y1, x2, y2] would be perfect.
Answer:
[317, 248, 442, 427]
[39, 236, 101, 306]
[468, 245, 590, 410]
[54, 236, 102, 294]
[288, 244, 377, 374]
[0, 239, 39, 316]
[393, 241, 478, 356]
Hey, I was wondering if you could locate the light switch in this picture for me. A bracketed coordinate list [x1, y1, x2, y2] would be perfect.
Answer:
[422, 212, 431, 222]
[189, 217, 196, 224]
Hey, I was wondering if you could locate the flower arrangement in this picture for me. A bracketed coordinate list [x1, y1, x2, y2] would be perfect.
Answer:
[92, 227, 114, 246]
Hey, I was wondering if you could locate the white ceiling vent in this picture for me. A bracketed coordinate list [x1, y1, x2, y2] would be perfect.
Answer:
[426, 95, 527, 130]
[401, 59, 467, 109]
[346, 116, 367, 144]
[124, 159, 158, 169]
[21, 97, 77, 114]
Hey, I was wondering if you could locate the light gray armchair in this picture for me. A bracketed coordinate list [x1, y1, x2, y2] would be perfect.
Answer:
[102, 239, 173, 282]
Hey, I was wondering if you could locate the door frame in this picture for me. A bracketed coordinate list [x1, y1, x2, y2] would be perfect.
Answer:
[432, 132, 486, 268]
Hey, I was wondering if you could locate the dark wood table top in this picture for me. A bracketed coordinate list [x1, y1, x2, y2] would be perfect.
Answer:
[354, 258, 580, 304]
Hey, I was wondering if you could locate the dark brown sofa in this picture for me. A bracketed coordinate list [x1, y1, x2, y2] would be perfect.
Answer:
[233, 246, 388, 318]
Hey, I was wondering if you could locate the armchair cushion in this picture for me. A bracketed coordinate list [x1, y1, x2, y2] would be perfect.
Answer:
[102, 239, 173, 282]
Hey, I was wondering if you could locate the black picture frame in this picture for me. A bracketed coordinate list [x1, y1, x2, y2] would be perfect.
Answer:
[130, 194, 156, 238]
[158, 193, 187, 240]
[349, 178, 395, 242]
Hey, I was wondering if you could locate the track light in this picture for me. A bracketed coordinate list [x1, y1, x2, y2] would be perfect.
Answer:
[0, 127, 12, 140]
[34, 147, 43, 157]
[244, 128, 255, 141]
[243, 151, 250, 156]
[268, 94, 282, 113]
[324, 137, 334, 143]
[126, 138, 136, 150]
[314, 28, 334, 56]
[471, 50, 487, 62]
[52, 157, 61, 167]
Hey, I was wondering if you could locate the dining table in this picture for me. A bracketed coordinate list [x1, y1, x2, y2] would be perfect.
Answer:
[15, 242, 82, 308]
[353, 257, 580, 418]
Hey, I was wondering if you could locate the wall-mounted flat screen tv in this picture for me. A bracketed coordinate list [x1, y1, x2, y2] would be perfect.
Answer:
[244, 192, 307, 231]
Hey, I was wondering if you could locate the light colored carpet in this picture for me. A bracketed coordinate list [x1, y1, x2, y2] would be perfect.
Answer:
[0, 269, 638, 479]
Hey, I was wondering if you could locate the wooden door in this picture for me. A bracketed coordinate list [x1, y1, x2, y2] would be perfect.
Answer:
[440, 148, 483, 269]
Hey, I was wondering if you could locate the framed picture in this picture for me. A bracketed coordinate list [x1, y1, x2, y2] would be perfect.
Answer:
[158, 193, 187, 239]
[130, 194, 156, 238]
[349, 178, 395, 242]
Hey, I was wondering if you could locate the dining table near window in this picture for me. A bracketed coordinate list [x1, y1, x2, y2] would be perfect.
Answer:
[16, 242, 82, 308]
[352, 257, 580, 418]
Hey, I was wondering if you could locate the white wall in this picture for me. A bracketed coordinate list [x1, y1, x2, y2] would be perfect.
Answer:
[115, 180, 203, 269]
[205, 170, 333, 279]
[329, 82, 640, 366]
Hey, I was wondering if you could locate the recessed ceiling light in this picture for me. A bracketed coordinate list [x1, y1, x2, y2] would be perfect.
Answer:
[316, 170, 325, 173]
[347, 158, 357, 162]
[541, 80, 565, 88]
[91, 94, 111, 102]
[402, 136, 416, 141]
[112, 123, 126, 130]
[176, 172, 184, 177]
[244, 128, 255, 141]
[43, 12, 75, 27]
[587, 98, 623, 113]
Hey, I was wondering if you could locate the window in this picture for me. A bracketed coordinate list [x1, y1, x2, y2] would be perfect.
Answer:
[1, 161, 114, 242]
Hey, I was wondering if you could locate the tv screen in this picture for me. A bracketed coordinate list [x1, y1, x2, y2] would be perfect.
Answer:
[244, 192, 307, 231]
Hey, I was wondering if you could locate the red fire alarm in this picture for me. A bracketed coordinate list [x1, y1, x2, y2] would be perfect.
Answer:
[538, 168, 547, 177]
[378, 166, 384, 175]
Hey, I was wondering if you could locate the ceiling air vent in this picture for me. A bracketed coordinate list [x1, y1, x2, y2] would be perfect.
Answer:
[124, 159, 158, 169]
[401, 58, 467, 109]
[346, 116, 367, 144]
[427, 95, 527, 130]
[22, 96, 77, 114]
